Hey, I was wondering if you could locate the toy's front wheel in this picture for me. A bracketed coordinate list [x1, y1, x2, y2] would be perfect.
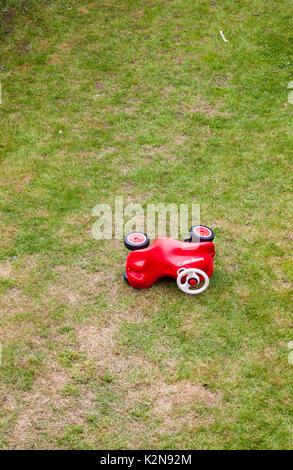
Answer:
[124, 232, 150, 251]
[186, 225, 214, 243]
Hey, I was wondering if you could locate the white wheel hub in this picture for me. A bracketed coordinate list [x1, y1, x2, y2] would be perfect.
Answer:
[176, 267, 209, 295]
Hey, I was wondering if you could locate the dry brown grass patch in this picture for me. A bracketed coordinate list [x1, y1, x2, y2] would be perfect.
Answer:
[0, 261, 12, 278]
[6, 363, 94, 449]
[153, 381, 218, 414]
[125, 379, 220, 433]
[77, 324, 149, 376]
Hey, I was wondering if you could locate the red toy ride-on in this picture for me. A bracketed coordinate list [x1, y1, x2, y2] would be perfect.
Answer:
[124, 225, 215, 295]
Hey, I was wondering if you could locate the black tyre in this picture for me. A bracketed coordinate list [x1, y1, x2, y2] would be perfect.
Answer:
[123, 270, 129, 283]
[189, 225, 214, 242]
[124, 231, 150, 251]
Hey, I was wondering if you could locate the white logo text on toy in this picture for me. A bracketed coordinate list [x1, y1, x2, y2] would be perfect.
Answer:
[178, 257, 204, 266]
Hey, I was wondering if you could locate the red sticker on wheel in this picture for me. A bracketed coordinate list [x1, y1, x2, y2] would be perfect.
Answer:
[193, 226, 211, 238]
[127, 233, 146, 244]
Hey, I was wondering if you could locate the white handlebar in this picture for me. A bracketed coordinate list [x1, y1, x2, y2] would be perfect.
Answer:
[176, 268, 209, 294]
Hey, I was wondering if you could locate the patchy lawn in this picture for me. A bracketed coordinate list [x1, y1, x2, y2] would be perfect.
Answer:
[0, 0, 292, 449]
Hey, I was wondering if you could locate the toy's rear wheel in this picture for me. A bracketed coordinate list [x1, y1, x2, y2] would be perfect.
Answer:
[188, 225, 214, 243]
[124, 232, 150, 251]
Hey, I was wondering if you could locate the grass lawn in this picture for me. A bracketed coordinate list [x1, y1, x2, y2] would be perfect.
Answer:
[0, 0, 292, 450]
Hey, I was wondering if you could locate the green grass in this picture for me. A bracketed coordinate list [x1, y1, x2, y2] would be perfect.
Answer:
[0, 0, 292, 450]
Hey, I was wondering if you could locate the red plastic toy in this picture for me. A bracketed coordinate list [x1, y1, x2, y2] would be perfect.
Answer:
[124, 225, 215, 295]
